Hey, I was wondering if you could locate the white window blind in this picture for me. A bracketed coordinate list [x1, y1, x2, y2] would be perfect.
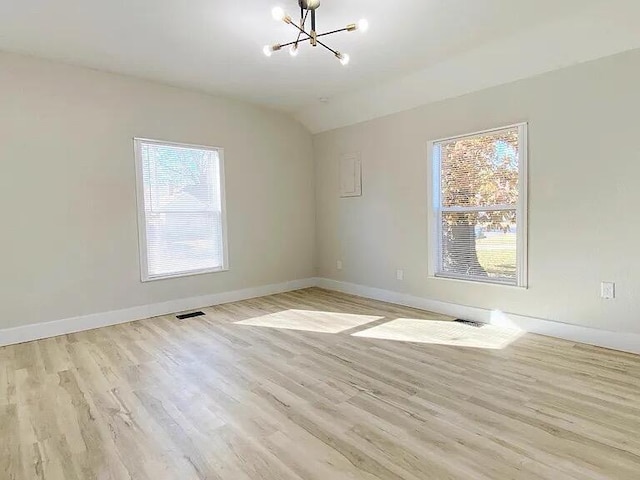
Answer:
[134, 139, 227, 281]
[430, 124, 527, 286]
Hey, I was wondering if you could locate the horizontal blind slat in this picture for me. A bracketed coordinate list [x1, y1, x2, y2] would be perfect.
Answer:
[137, 139, 225, 279]
[434, 125, 520, 285]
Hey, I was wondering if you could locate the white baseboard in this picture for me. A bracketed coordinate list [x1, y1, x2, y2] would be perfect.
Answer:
[3, 276, 639, 355]
[0, 278, 316, 348]
[315, 277, 640, 355]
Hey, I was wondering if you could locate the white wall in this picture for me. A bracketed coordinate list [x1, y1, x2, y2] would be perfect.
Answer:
[314, 49, 640, 334]
[0, 52, 315, 329]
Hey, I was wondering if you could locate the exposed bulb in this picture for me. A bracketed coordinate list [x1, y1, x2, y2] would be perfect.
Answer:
[289, 45, 299, 57]
[357, 19, 369, 32]
[271, 6, 286, 21]
[263, 45, 273, 57]
[339, 53, 350, 66]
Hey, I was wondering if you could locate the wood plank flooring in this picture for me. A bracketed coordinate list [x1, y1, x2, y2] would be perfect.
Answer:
[1, 287, 640, 479]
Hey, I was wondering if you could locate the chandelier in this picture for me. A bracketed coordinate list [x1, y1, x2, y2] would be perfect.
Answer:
[263, 0, 368, 66]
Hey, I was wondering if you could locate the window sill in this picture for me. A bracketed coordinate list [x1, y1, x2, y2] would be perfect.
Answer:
[428, 274, 528, 290]
[142, 267, 229, 282]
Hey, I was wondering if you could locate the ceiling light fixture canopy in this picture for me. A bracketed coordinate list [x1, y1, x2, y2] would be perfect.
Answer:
[263, 0, 368, 66]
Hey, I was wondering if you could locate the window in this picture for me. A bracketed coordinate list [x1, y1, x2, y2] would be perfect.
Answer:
[429, 124, 527, 286]
[134, 138, 228, 281]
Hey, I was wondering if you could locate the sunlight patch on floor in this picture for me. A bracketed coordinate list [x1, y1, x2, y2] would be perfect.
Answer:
[235, 309, 384, 333]
[352, 319, 524, 349]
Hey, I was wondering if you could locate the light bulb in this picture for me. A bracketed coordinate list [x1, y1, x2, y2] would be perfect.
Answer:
[357, 19, 369, 32]
[289, 45, 299, 57]
[263, 45, 273, 57]
[339, 53, 350, 66]
[271, 6, 286, 21]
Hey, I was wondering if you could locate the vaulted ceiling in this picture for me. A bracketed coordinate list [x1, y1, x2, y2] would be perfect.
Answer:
[1, 0, 638, 132]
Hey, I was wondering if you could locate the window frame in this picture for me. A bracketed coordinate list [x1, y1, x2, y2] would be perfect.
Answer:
[133, 137, 229, 282]
[427, 123, 528, 288]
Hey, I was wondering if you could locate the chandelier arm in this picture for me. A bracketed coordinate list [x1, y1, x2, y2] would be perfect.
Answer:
[316, 27, 351, 38]
[315, 38, 339, 56]
[293, 9, 310, 48]
[286, 19, 311, 37]
[274, 35, 337, 56]
[279, 36, 312, 49]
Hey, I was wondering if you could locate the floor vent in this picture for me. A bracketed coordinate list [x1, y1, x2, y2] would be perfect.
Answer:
[454, 319, 484, 328]
[176, 311, 205, 320]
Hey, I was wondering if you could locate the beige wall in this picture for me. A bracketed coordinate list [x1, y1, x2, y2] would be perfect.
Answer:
[3, 48, 639, 335]
[0, 52, 315, 329]
[314, 49, 640, 334]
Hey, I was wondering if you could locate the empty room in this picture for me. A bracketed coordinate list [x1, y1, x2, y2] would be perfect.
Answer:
[1, 0, 640, 478]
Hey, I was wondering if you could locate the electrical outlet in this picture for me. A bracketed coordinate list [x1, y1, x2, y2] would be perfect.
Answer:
[336, 260, 343, 271]
[396, 269, 404, 281]
[601, 282, 615, 299]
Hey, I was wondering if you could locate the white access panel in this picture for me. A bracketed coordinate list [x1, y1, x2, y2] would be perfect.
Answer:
[340, 153, 362, 197]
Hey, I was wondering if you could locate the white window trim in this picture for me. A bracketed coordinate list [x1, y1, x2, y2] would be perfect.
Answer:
[133, 137, 229, 282]
[427, 123, 528, 288]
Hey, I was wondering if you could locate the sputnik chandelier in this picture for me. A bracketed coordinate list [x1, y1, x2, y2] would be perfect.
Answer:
[263, 0, 368, 66]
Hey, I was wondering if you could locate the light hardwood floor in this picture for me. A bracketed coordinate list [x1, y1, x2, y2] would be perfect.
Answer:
[1, 288, 640, 479]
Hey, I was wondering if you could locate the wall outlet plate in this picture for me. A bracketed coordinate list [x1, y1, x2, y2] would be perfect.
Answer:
[396, 269, 404, 281]
[336, 260, 343, 270]
[601, 282, 615, 299]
